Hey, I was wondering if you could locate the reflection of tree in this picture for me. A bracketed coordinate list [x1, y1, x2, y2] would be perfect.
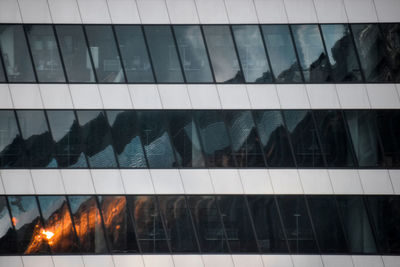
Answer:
[223, 70, 244, 83]
[276, 61, 302, 82]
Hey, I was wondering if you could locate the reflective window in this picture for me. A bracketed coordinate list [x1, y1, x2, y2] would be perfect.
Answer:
[380, 23, 400, 82]
[247, 196, 288, 253]
[203, 25, 244, 83]
[85, 25, 125, 83]
[261, 25, 302, 83]
[0, 110, 24, 168]
[291, 25, 332, 82]
[283, 110, 325, 167]
[114, 25, 154, 83]
[173, 25, 214, 83]
[55, 25, 95, 83]
[68, 196, 108, 253]
[376, 110, 400, 168]
[224, 110, 266, 167]
[0, 56, 5, 82]
[128, 196, 169, 253]
[25, 25, 65, 82]
[194, 110, 235, 167]
[351, 24, 393, 82]
[76, 110, 118, 168]
[232, 25, 272, 83]
[320, 24, 362, 82]
[0, 25, 36, 82]
[144, 26, 184, 83]
[0, 196, 17, 254]
[37, 196, 79, 253]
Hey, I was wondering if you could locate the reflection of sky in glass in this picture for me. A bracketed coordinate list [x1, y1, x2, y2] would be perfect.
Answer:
[283, 110, 308, 133]
[320, 24, 349, 65]
[0, 111, 19, 152]
[228, 111, 254, 151]
[8, 196, 39, 230]
[47, 111, 76, 142]
[38, 196, 65, 220]
[17, 110, 49, 139]
[0, 199, 12, 238]
[292, 25, 325, 69]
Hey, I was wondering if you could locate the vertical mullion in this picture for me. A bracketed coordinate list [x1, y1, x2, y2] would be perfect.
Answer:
[348, 23, 367, 82]
[34, 196, 53, 254]
[111, 25, 128, 83]
[310, 110, 329, 168]
[94, 195, 112, 253]
[171, 26, 187, 83]
[65, 195, 84, 253]
[303, 195, 323, 254]
[272, 196, 292, 253]
[154, 195, 173, 253]
[333, 196, 352, 253]
[249, 110, 269, 167]
[200, 25, 217, 83]
[184, 195, 203, 253]
[258, 25, 276, 83]
[214, 195, 233, 253]
[220, 110, 239, 168]
[192, 110, 212, 168]
[280, 110, 299, 168]
[42, 110, 59, 169]
[229, 25, 246, 83]
[141, 26, 159, 83]
[125, 196, 144, 254]
[288, 25, 306, 83]
[0, 45, 8, 83]
[82, 25, 99, 83]
[162, 111, 182, 168]
[362, 196, 382, 254]
[13, 110, 29, 168]
[73, 109, 92, 169]
[103, 110, 121, 169]
[244, 195, 263, 253]
[135, 111, 151, 168]
[22, 25, 39, 82]
[52, 24, 69, 83]
[317, 24, 334, 82]
[339, 109, 359, 168]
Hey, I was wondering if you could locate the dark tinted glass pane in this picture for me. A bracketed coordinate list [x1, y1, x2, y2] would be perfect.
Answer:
[85, 25, 125, 83]
[376, 110, 400, 167]
[261, 25, 302, 83]
[224, 110, 265, 167]
[128, 196, 169, 253]
[291, 25, 332, 82]
[253, 110, 295, 167]
[37, 196, 79, 253]
[194, 110, 235, 167]
[67, 196, 108, 253]
[283, 110, 325, 167]
[0, 110, 24, 168]
[76, 110, 117, 168]
[187, 196, 228, 253]
[167, 110, 205, 168]
[0, 25, 36, 82]
[0, 56, 5, 82]
[114, 25, 154, 83]
[320, 24, 362, 82]
[16, 110, 56, 168]
[366, 196, 400, 253]
[55, 25, 95, 83]
[25, 25, 65, 82]
[351, 24, 393, 82]
[99, 196, 139, 253]
[306, 196, 347, 253]
[8, 196, 49, 254]
[336, 196, 377, 253]
[344, 110, 383, 167]
[0, 196, 17, 254]
[313, 110, 355, 167]
[47, 111, 87, 168]
[217, 196, 258, 253]
[232, 25, 272, 83]
[380, 23, 400, 82]
[158, 196, 199, 252]
[137, 111, 177, 168]
[106, 111, 147, 168]
[173, 25, 213, 83]
[247, 196, 288, 253]
[276, 196, 318, 253]
[144, 26, 183, 83]
[203, 26, 244, 83]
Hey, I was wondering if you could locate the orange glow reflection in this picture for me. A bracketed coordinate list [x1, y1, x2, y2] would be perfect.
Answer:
[42, 230, 54, 240]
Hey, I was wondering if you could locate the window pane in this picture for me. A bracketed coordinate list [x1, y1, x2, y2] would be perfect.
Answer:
[0, 56, 5, 82]
[261, 25, 302, 83]
[174, 25, 213, 83]
[99, 196, 139, 253]
[351, 24, 393, 82]
[76, 110, 118, 168]
[247, 196, 288, 253]
[0, 110, 24, 168]
[187, 196, 228, 253]
[283, 110, 325, 167]
[16, 110, 56, 168]
[344, 110, 383, 167]
[203, 26, 244, 83]
[313, 110, 355, 167]
[55, 25, 95, 83]
[224, 110, 266, 167]
[253, 110, 295, 167]
[128, 196, 169, 253]
[336, 196, 377, 253]
[0, 25, 36, 82]
[106, 111, 147, 168]
[85, 25, 125, 83]
[167, 110, 205, 168]
[144, 26, 183, 83]
[376, 110, 400, 167]
[8, 196, 49, 254]
[291, 25, 332, 82]
[320, 24, 362, 82]
[217, 196, 258, 253]
[194, 110, 235, 167]
[276, 196, 318, 253]
[306, 196, 347, 253]
[37, 196, 79, 253]
[380, 23, 400, 82]
[68, 196, 108, 253]
[232, 25, 272, 83]
[0, 196, 17, 254]
[114, 25, 154, 83]
[158, 196, 199, 252]
[25, 25, 65, 82]
[137, 111, 178, 168]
